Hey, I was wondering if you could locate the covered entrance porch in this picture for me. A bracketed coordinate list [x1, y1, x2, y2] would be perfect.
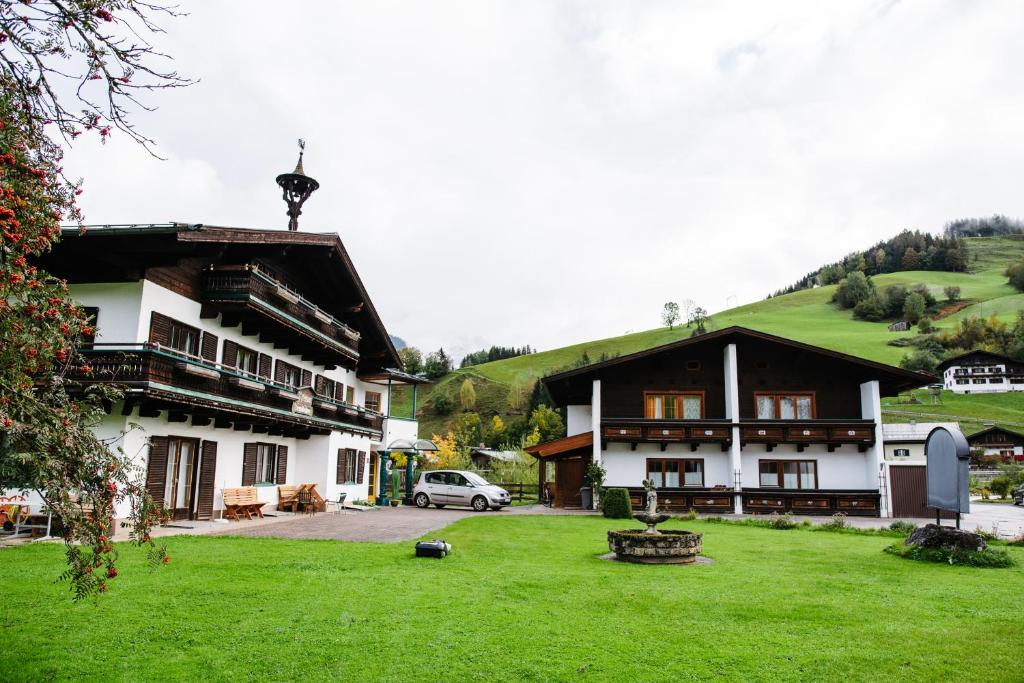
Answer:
[526, 432, 593, 508]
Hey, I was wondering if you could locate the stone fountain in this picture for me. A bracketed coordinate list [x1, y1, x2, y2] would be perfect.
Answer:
[606, 479, 704, 564]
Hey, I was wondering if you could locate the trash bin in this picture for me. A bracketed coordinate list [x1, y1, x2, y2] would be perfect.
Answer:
[580, 486, 593, 510]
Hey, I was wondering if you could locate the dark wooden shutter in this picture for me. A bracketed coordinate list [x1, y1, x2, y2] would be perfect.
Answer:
[335, 383, 345, 401]
[200, 332, 218, 362]
[300, 369, 312, 388]
[274, 361, 286, 383]
[357, 451, 367, 484]
[242, 443, 257, 486]
[258, 354, 272, 378]
[145, 436, 170, 506]
[336, 448, 345, 484]
[197, 440, 217, 520]
[276, 446, 288, 484]
[223, 340, 238, 368]
[149, 312, 172, 345]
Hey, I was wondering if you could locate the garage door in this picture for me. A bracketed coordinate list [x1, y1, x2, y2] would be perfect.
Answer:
[890, 465, 954, 519]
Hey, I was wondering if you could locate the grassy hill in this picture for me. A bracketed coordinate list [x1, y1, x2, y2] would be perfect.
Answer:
[418, 235, 1024, 438]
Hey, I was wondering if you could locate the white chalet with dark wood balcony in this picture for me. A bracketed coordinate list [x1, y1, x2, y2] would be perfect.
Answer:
[527, 327, 933, 517]
[30, 223, 425, 521]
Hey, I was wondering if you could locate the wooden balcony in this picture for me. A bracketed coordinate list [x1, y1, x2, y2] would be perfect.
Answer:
[601, 419, 733, 451]
[201, 265, 360, 369]
[74, 345, 381, 439]
[741, 489, 880, 516]
[738, 420, 875, 452]
[624, 487, 734, 513]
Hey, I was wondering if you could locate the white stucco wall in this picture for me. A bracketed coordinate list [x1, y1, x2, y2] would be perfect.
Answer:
[566, 405, 592, 437]
[739, 444, 874, 489]
[69, 282, 143, 344]
[602, 443, 732, 488]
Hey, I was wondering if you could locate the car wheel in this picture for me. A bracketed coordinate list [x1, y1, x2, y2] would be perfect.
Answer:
[435, 504, 446, 509]
[472, 496, 488, 512]
[414, 492, 430, 508]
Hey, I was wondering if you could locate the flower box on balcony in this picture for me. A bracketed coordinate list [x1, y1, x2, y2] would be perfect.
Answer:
[270, 386, 299, 401]
[174, 362, 220, 380]
[227, 376, 265, 392]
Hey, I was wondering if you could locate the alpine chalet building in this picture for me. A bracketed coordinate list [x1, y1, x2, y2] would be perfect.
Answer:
[528, 327, 933, 518]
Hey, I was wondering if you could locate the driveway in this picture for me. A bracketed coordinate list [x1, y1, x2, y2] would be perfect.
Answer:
[209, 504, 588, 543]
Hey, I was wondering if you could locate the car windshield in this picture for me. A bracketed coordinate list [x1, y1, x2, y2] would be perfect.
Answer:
[464, 472, 490, 487]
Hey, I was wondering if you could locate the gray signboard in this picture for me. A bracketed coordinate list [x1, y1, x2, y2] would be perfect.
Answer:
[925, 426, 970, 515]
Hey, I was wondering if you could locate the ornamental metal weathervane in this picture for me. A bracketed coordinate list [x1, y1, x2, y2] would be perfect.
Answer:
[276, 139, 320, 231]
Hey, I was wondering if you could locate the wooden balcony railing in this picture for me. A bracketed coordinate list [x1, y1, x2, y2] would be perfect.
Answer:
[74, 344, 382, 436]
[601, 418, 733, 451]
[601, 418, 876, 452]
[737, 420, 875, 451]
[201, 265, 360, 367]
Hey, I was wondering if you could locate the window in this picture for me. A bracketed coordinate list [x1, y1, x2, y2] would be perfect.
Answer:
[337, 449, 358, 484]
[365, 391, 382, 413]
[755, 392, 814, 420]
[972, 379, 985, 384]
[168, 320, 200, 356]
[164, 437, 196, 510]
[644, 392, 703, 419]
[893, 448, 910, 457]
[276, 360, 300, 388]
[759, 460, 817, 489]
[646, 459, 703, 487]
[254, 444, 278, 484]
[235, 346, 258, 375]
[425, 472, 446, 485]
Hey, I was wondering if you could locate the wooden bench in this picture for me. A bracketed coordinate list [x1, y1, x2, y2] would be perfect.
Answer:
[277, 485, 300, 513]
[222, 487, 265, 521]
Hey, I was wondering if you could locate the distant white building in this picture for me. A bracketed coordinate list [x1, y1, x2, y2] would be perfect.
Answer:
[881, 422, 961, 462]
[938, 350, 1024, 394]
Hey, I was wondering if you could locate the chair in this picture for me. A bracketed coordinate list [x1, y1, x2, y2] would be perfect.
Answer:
[277, 485, 300, 513]
[296, 489, 316, 515]
[328, 492, 348, 515]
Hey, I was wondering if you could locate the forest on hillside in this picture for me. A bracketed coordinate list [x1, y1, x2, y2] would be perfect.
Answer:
[769, 215, 1024, 298]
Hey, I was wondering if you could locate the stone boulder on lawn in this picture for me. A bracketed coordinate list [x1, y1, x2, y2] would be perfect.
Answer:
[905, 523, 987, 552]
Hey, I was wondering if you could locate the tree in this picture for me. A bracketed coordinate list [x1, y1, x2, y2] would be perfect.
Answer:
[459, 378, 476, 411]
[661, 301, 680, 329]
[901, 247, 919, 271]
[0, 1, 190, 598]
[687, 306, 709, 334]
[486, 415, 505, 448]
[903, 292, 927, 324]
[833, 271, 874, 309]
[507, 377, 527, 412]
[943, 285, 961, 303]
[430, 432, 466, 469]
[1007, 261, 1024, 292]
[422, 348, 452, 380]
[899, 349, 939, 373]
[397, 347, 423, 375]
[527, 405, 565, 444]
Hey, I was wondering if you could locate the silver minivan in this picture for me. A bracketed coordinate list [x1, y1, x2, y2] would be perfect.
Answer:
[413, 470, 511, 511]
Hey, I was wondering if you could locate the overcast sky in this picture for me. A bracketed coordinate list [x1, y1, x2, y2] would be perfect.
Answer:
[63, 1, 1024, 361]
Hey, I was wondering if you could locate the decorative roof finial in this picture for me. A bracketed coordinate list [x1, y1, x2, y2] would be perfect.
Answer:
[276, 138, 319, 232]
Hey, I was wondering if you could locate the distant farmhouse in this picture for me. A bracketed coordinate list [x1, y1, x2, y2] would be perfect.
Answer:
[967, 425, 1024, 462]
[938, 350, 1024, 394]
[527, 327, 936, 518]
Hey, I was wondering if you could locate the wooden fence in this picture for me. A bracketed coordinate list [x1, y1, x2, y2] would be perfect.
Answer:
[494, 482, 540, 502]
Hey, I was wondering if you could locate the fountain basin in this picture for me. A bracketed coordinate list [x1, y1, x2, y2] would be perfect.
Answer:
[607, 529, 703, 564]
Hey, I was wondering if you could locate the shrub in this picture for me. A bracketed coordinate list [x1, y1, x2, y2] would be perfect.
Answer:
[1007, 261, 1024, 292]
[989, 476, 1012, 499]
[899, 349, 940, 373]
[903, 292, 927, 324]
[889, 520, 918, 536]
[852, 294, 887, 321]
[765, 512, 799, 529]
[884, 543, 1015, 568]
[917, 318, 933, 334]
[833, 271, 875, 309]
[820, 512, 850, 531]
[684, 508, 698, 521]
[432, 394, 454, 415]
[601, 488, 632, 519]
[944, 285, 961, 302]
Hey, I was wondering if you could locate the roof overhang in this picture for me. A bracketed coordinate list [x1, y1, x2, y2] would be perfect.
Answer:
[525, 432, 593, 459]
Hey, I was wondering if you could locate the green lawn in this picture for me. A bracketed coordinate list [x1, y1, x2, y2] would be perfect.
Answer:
[2, 516, 1021, 681]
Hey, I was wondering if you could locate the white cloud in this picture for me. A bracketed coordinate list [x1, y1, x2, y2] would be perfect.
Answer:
[61, 0, 1024, 362]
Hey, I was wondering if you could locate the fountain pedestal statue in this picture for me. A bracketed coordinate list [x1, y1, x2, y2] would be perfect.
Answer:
[606, 479, 703, 564]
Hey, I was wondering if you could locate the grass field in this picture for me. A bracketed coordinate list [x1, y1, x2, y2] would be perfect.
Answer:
[419, 236, 1024, 436]
[2, 516, 1022, 681]
[882, 388, 1024, 434]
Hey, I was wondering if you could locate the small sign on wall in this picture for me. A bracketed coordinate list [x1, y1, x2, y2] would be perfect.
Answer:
[293, 387, 314, 416]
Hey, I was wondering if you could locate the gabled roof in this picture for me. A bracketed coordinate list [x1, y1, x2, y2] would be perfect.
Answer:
[524, 432, 593, 459]
[47, 223, 401, 372]
[543, 326, 935, 404]
[936, 349, 1016, 373]
[967, 425, 1024, 442]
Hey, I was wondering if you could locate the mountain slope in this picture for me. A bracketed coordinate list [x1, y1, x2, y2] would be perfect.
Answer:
[418, 235, 1024, 437]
